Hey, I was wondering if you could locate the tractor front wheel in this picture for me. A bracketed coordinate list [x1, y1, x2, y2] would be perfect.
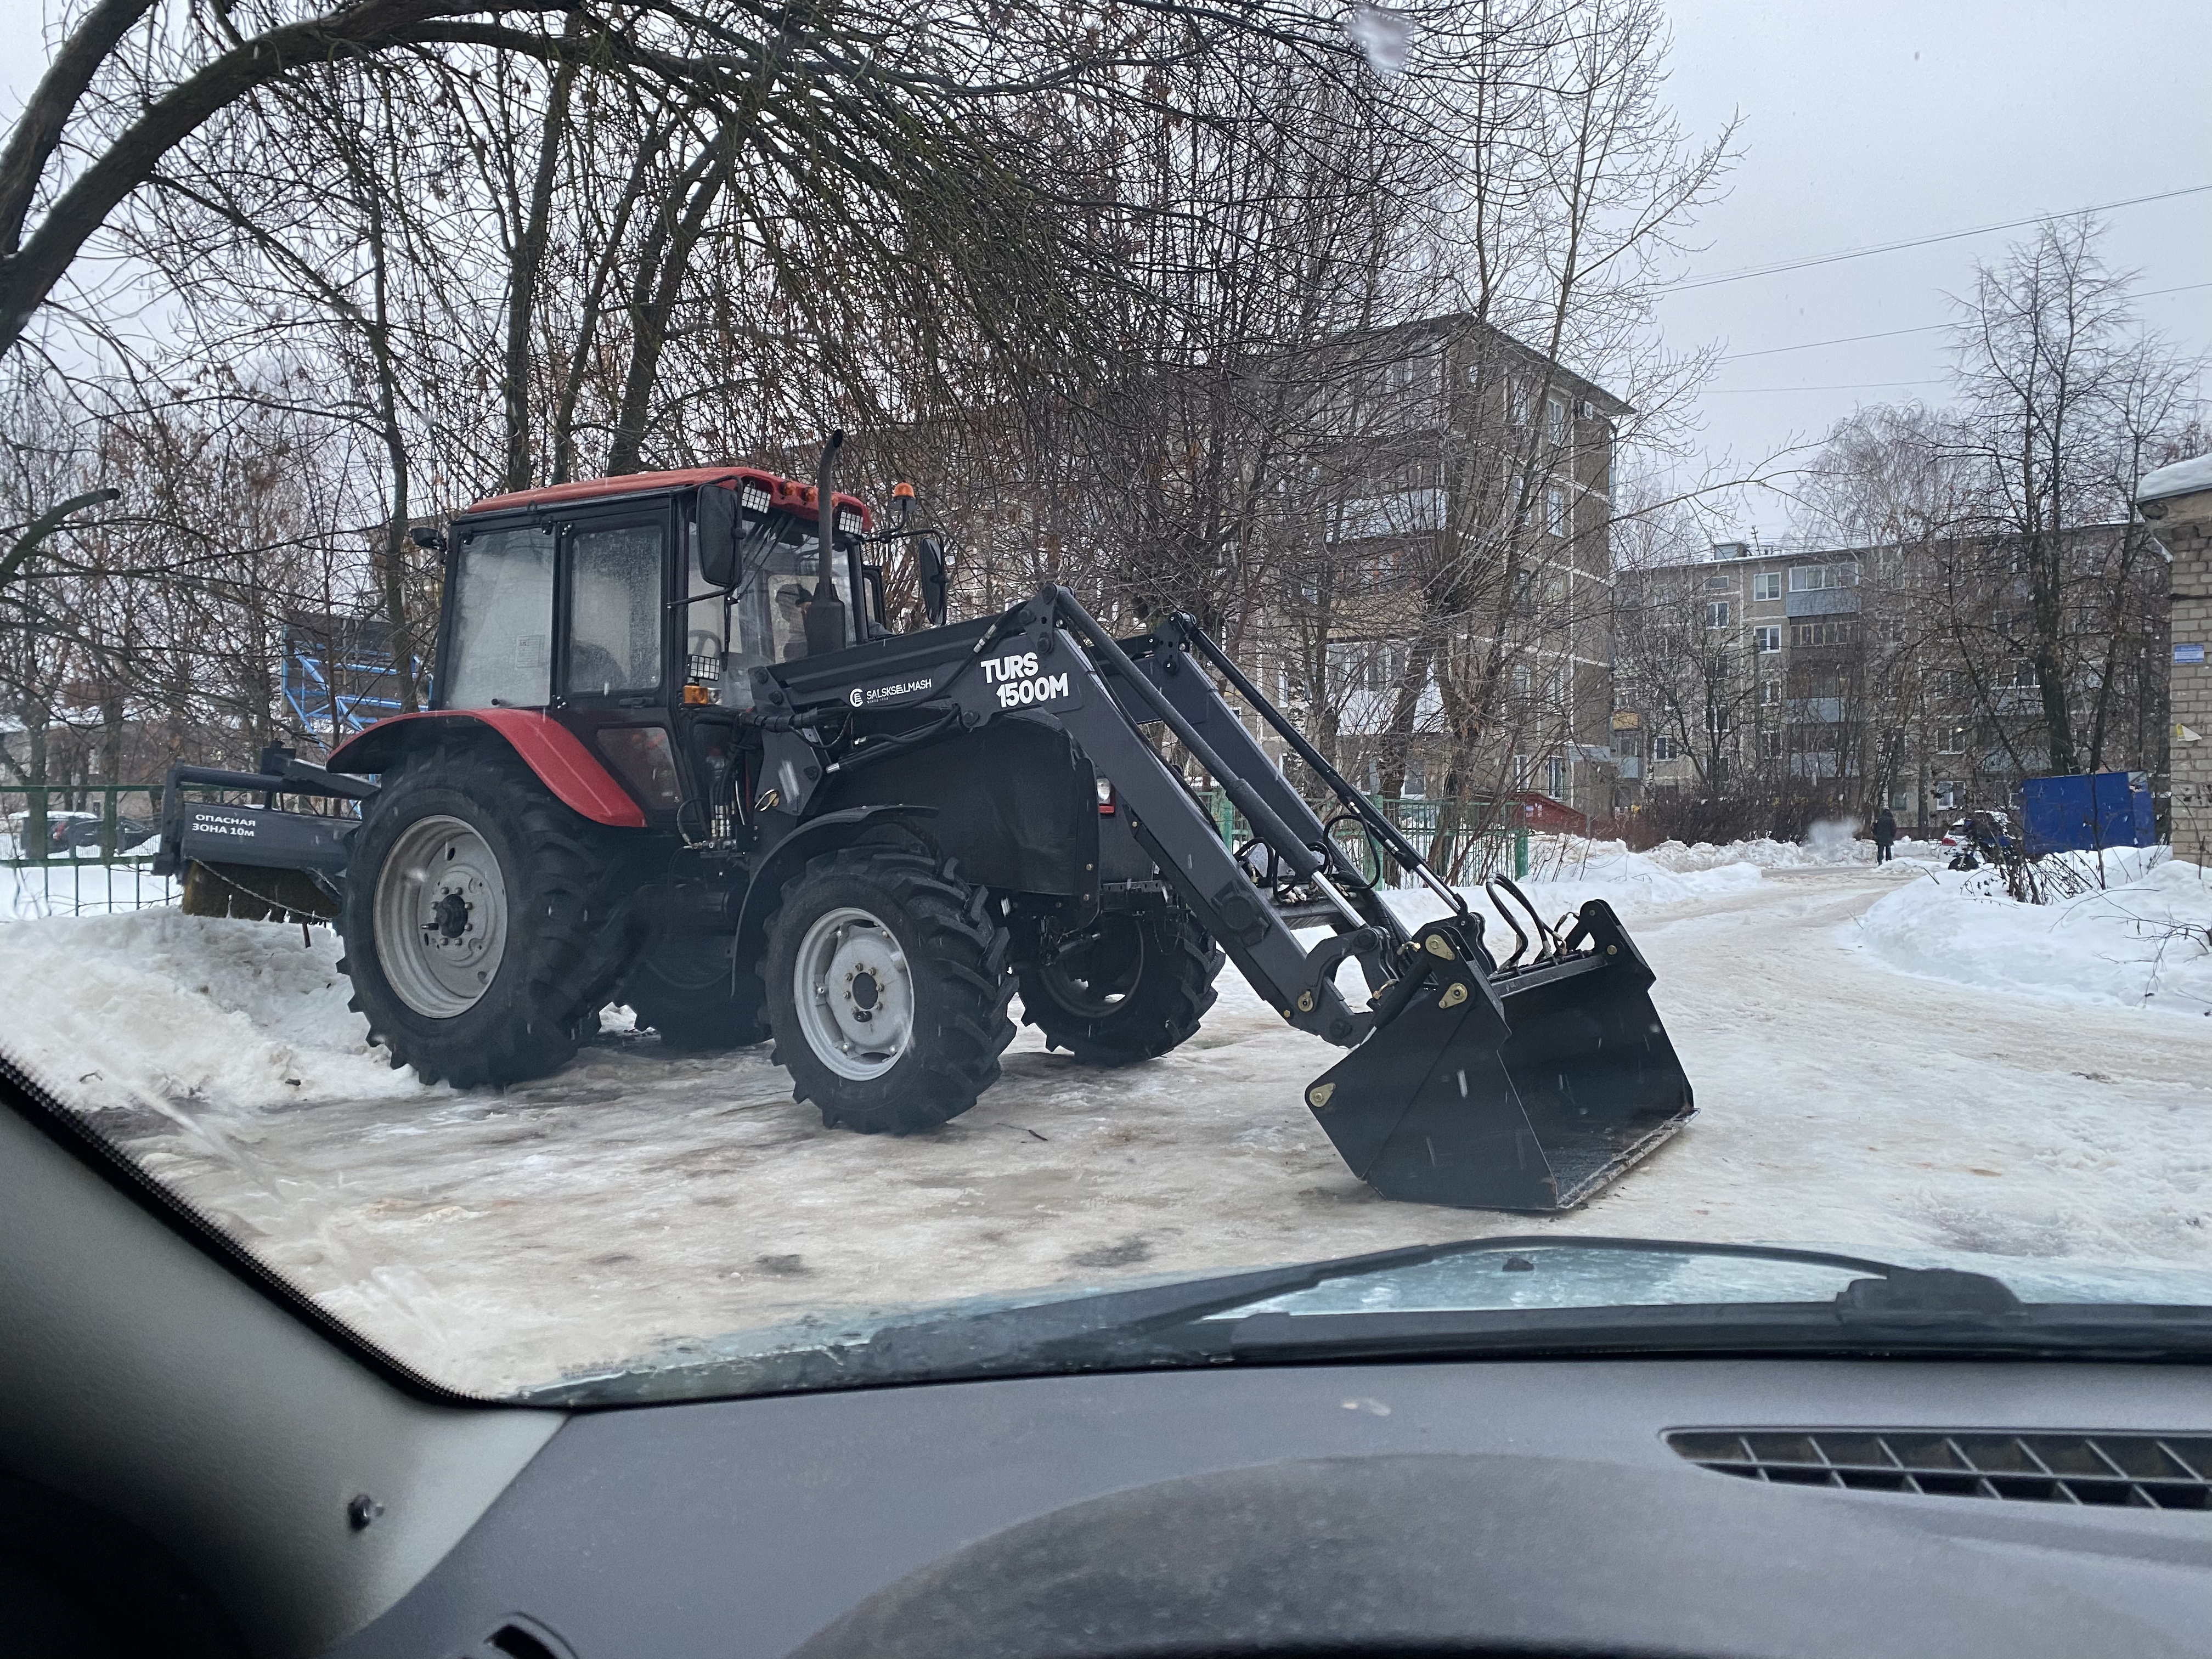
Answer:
[763, 843, 1014, 1133]
[339, 743, 621, 1087]
[1015, 903, 1223, 1065]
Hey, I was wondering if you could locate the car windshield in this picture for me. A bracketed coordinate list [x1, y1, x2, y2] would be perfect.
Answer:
[2, 0, 2208, 1405]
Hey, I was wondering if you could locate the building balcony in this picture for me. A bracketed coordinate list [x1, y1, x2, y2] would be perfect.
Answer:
[1785, 588, 1860, 618]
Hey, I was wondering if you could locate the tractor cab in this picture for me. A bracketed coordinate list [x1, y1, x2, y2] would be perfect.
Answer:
[431, 465, 889, 828]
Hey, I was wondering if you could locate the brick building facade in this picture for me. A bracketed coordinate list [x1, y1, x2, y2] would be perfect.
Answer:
[2138, 459, 2212, 864]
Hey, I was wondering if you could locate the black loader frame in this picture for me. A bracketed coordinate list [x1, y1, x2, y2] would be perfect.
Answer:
[757, 585, 1695, 1211]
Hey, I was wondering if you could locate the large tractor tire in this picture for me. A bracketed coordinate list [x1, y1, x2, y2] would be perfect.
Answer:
[338, 743, 623, 1087]
[1015, 904, 1223, 1065]
[622, 933, 771, 1051]
[763, 840, 1015, 1134]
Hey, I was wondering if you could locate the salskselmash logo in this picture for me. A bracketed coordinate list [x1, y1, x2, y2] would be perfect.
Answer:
[850, 676, 934, 708]
[979, 649, 1071, 709]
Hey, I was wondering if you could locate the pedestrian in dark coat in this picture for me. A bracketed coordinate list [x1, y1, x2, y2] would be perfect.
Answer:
[1872, 806, 1897, 864]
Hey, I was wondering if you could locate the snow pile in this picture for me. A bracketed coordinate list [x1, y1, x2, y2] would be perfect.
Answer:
[1527, 828, 1945, 883]
[1854, 847, 2212, 1017]
[1505, 842, 1763, 916]
[2138, 453, 2212, 503]
[0, 910, 436, 1113]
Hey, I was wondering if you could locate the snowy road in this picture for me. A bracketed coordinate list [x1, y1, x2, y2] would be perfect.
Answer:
[26, 862, 2212, 1395]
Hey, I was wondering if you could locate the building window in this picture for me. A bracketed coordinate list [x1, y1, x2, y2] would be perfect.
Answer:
[1707, 707, 1731, 737]
[1403, 757, 1426, 798]
[1934, 780, 1960, 810]
[1760, 679, 1781, 706]
[1706, 601, 1732, 629]
[1752, 571, 1782, 601]
[1512, 753, 1531, 786]
[1546, 755, 1567, 797]
[1706, 572, 1734, 592]
[1939, 725, 1968, 755]
[1753, 625, 1781, 653]
[1650, 733, 1675, 762]
[1512, 662, 1532, 696]
[1545, 396, 1568, 446]
[1760, 730, 1782, 760]
[1791, 620, 1855, 647]
[1549, 668, 1570, 704]
[1544, 484, 1568, 537]
[1788, 562, 1860, 592]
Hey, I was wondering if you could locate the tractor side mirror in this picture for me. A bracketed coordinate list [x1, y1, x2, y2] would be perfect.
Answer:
[696, 484, 741, 589]
[917, 534, 949, 627]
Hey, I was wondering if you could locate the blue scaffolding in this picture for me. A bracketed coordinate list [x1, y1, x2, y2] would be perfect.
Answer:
[283, 614, 426, 741]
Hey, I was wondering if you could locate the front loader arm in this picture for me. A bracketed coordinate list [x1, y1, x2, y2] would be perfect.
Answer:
[1038, 625, 1378, 1045]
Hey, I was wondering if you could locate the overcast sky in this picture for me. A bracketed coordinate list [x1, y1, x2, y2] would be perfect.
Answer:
[4, 0, 2208, 537]
[1652, 0, 2212, 536]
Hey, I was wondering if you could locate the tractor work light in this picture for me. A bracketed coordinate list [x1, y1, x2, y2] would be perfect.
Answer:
[741, 482, 771, 517]
[837, 507, 864, 539]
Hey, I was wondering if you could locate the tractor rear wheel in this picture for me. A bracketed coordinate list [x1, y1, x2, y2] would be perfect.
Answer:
[338, 743, 622, 1087]
[1015, 904, 1223, 1065]
[763, 842, 1014, 1133]
[622, 933, 770, 1051]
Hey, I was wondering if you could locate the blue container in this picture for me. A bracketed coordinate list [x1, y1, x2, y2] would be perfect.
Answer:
[2019, 771, 2154, 857]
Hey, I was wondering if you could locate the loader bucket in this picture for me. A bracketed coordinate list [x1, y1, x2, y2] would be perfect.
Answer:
[1303, 900, 1692, 1212]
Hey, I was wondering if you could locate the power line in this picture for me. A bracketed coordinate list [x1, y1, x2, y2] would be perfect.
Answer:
[1700, 379, 1947, 396]
[1663, 183, 2212, 294]
[1708, 279, 2212, 367]
[1717, 325, 1944, 364]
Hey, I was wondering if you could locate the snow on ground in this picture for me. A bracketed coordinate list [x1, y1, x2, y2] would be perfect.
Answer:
[1, 846, 2207, 1396]
[0, 910, 432, 1113]
[1854, 847, 2212, 1019]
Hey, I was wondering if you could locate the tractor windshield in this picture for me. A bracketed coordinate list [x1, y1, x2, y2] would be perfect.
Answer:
[687, 508, 853, 707]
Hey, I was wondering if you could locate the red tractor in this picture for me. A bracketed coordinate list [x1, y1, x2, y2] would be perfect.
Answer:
[155, 438, 1694, 1210]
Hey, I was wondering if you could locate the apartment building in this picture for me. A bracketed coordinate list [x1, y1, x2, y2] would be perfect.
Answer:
[1615, 523, 2167, 830]
[1265, 314, 1629, 824]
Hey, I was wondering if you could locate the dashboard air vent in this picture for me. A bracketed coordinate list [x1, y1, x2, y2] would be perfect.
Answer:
[1668, 1430, 2212, 1509]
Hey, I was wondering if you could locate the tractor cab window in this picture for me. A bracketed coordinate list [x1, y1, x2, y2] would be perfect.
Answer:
[565, 521, 664, 697]
[763, 531, 853, 664]
[442, 524, 554, 709]
[684, 507, 853, 708]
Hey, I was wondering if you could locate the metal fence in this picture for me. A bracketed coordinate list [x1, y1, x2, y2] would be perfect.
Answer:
[6, 778, 1533, 921]
[2, 783, 178, 919]
[1197, 788, 1529, 886]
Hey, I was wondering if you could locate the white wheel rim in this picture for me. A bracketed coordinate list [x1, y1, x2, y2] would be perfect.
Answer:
[793, 905, 914, 1080]
[373, 814, 508, 1019]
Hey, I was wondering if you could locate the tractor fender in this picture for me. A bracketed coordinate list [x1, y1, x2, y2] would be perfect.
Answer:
[733, 805, 941, 971]
[326, 709, 647, 828]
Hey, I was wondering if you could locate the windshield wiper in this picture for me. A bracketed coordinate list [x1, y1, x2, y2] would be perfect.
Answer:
[536, 1236, 2164, 1407]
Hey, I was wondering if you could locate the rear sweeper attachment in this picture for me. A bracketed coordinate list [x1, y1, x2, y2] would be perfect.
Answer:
[154, 449, 1691, 1211]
